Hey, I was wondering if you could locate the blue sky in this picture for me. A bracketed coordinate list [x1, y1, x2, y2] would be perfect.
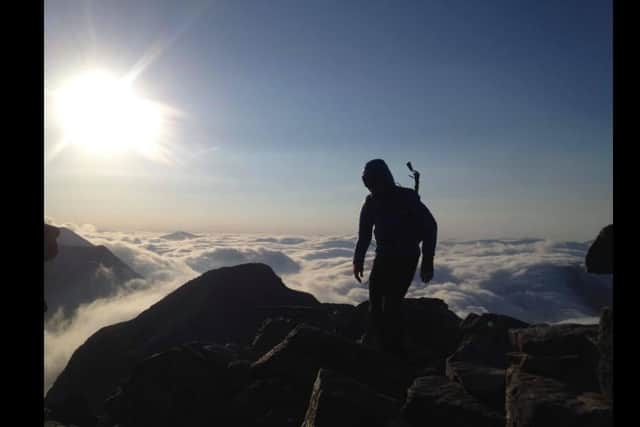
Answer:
[44, 0, 612, 240]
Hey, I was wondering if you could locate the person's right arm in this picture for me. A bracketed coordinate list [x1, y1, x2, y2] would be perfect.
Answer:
[418, 200, 437, 283]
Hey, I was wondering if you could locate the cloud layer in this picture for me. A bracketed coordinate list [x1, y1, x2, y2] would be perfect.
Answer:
[44, 224, 612, 394]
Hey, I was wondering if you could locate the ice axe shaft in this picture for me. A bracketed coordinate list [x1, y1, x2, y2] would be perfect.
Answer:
[406, 162, 420, 194]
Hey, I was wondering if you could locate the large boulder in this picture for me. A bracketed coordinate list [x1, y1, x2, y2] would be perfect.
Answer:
[401, 376, 504, 427]
[445, 362, 506, 412]
[445, 313, 528, 412]
[46, 263, 319, 416]
[508, 351, 600, 393]
[509, 323, 599, 357]
[506, 366, 612, 427]
[597, 307, 613, 400]
[252, 325, 413, 399]
[101, 342, 238, 427]
[508, 323, 600, 392]
[301, 369, 401, 427]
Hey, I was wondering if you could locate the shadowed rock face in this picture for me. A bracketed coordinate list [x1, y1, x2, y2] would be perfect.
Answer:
[45, 263, 319, 415]
[252, 325, 413, 400]
[506, 366, 611, 427]
[301, 369, 401, 427]
[45, 224, 61, 261]
[509, 324, 599, 358]
[508, 322, 603, 397]
[586, 224, 613, 274]
[452, 313, 530, 368]
[102, 342, 239, 427]
[445, 313, 530, 412]
[402, 376, 504, 427]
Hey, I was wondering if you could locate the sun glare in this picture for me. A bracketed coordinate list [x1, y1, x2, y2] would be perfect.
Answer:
[54, 70, 164, 158]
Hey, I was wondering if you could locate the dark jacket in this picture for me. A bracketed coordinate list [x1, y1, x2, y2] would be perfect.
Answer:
[353, 186, 437, 269]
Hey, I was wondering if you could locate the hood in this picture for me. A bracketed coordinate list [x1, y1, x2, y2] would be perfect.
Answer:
[362, 159, 396, 193]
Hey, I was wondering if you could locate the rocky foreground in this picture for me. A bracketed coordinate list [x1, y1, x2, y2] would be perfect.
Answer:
[45, 263, 613, 427]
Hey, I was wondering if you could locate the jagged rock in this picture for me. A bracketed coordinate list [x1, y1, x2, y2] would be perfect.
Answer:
[597, 306, 613, 400]
[445, 362, 505, 412]
[401, 376, 504, 427]
[586, 224, 613, 274]
[450, 313, 529, 368]
[251, 317, 298, 359]
[252, 325, 413, 399]
[507, 352, 599, 392]
[102, 342, 235, 427]
[301, 368, 401, 427]
[506, 366, 612, 427]
[256, 304, 362, 340]
[232, 377, 311, 427]
[46, 263, 319, 417]
[249, 307, 362, 361]
[508, 323, 600, 390]
[444, 313, 528, 412]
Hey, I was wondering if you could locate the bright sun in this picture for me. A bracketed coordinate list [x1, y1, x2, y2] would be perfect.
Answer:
[54, 70, 164, 158]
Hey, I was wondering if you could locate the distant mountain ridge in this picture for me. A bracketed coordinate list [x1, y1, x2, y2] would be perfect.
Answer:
[57, 227, 94, 247]
[45, 263, 319, 414]
[160, 231, 200, 240]
[45, 228, 142, 320]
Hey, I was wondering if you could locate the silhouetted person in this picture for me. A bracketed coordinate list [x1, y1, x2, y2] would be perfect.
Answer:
[353, 159, 437, 358]
[45, 223, 60, 313]
[586, 224, 613, 274]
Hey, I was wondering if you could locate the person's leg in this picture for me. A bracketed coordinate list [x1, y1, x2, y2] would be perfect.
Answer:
[368, 255, 386, 349]
[385, 252, 420, 357]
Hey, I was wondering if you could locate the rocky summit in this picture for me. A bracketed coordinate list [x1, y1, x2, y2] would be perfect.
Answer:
[44, 263, 613, 427]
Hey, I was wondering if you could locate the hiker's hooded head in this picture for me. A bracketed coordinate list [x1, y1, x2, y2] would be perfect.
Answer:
[362, 159, 396, 194]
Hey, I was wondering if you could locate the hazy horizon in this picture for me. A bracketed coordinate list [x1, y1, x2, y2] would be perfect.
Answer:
[45, 216, 607, 244]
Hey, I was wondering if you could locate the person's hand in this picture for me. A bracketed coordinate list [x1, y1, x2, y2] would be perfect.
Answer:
[353, 263, 364, 283]
[420, 258, 434, 284]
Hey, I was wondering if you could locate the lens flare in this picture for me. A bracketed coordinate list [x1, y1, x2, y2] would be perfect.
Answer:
[54, 70, 165, 159]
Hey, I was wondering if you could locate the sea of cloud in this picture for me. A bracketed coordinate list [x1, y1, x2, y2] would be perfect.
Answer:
[44, 222, 612, 393]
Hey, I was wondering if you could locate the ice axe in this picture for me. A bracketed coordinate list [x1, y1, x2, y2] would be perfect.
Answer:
[406, 162, 420, 194]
